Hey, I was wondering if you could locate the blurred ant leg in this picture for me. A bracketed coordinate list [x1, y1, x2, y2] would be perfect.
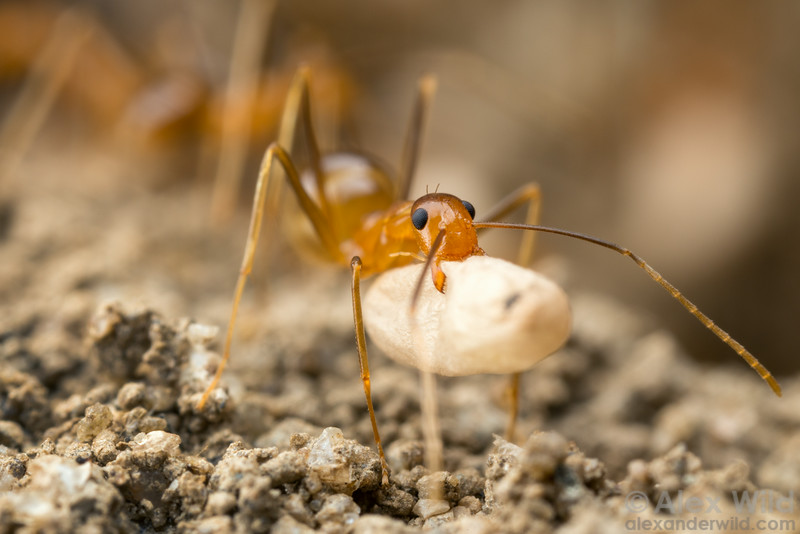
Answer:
[351, 256, 391, 485]
[210, 0, 276, 223]
[396, 75, 438, 200]
[276, 68, 310, 154]
[280, 67, 329, 217]
[0, 9, 92, 191]
[198, 143, 343, 410]
[505, 373, 521, 442]
[260, 67, 321, 258]
[409, 231, 446, 476]
[258, 68, 341, 282]
[478, 182, 541, 266]
[421, 371, 443, 474]
[478, 183, 541, 442]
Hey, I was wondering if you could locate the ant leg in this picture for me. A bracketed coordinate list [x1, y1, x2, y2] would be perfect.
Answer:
[478, 183, 542, 442]
[408, 231, 446, 475]
[396, 75, 438, 200]
[478, 182, 542, 266]
[421, 371, 443, 475]
[277, 67, 329, 217]
[351, 256, 391, 485]
[260, 66, 323, 256]
[197, 143, 343, 410]
[209, 0, 276, 223]
[0, 10, 91, 189]
[505, 373, 521, 442]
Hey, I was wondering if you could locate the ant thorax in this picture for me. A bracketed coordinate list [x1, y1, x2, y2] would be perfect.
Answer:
[283, 153, 423, 275]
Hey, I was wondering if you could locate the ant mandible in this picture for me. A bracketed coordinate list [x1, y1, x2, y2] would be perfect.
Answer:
[198, 67, 781, 486]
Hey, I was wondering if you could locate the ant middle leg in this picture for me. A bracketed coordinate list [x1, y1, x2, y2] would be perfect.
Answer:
[347, 74, 438, 481]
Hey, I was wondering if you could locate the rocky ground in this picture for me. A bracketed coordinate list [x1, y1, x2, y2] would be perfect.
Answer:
[1, 147, 798, 533]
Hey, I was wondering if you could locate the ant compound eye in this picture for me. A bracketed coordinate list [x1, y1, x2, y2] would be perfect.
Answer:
[411, 208, 428, 230]
[461, 200, 476, 220]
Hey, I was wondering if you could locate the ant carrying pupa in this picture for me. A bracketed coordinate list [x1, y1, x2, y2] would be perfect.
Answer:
[197, 67, 781, 486]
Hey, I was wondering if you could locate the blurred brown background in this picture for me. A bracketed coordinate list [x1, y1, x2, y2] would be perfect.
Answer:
[1, 0, 797, 376]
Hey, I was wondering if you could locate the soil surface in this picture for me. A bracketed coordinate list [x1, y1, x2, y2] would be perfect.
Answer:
[1, 4, 799, 528]
[0, 142, 798, 533]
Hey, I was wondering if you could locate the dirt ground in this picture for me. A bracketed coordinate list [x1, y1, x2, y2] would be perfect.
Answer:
[2, 2, 800, 532]
[0, 137, 798, 533]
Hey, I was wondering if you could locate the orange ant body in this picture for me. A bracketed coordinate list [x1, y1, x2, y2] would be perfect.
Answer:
[198, 67, 781, 486]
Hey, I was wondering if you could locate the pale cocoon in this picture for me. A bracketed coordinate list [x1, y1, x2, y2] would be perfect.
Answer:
[363, 256, 571, 376]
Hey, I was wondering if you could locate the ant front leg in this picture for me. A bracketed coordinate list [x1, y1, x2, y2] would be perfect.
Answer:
[351, 256, 391, 485]
[477, 182, 542, 442]
[197, 143, 342, 410]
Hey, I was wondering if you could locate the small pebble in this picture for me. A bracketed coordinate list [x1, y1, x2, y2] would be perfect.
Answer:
[315, 494, 360, 526]
[205, 491, 237, 516]
[0, 421, 26, 450]
[423, 509, 454, 528]
[75, 403, 112, 442]
[306, 427, 380, 494]
[412, 498, 450, 519]
[377, 485, 416, 516]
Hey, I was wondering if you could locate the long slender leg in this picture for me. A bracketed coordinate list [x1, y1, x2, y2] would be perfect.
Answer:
[478, 182, 541, 267]
[274, 67, 328, 216]
[209, 0, 276, 223]
[260, 66, 331, 249]
[477, 182, 542, 442]
[396, 75, 438, 200]
[396, 74, 442, 478]
[0, 10, 92, 192]
[505, 373, 521, 442]
[261, 67, 319, 256]
[421, 371, 443, 475]
[405, 229, 446, 477]
[276, 67, 311, 157]
[197, 143, 342, 410]
[351, 256, 390, 485]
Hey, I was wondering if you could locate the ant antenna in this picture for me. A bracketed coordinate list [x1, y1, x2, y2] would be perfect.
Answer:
[473, 221, 782, 397]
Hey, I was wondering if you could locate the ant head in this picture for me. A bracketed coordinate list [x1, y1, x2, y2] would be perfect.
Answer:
[410, 193, 482, 260]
